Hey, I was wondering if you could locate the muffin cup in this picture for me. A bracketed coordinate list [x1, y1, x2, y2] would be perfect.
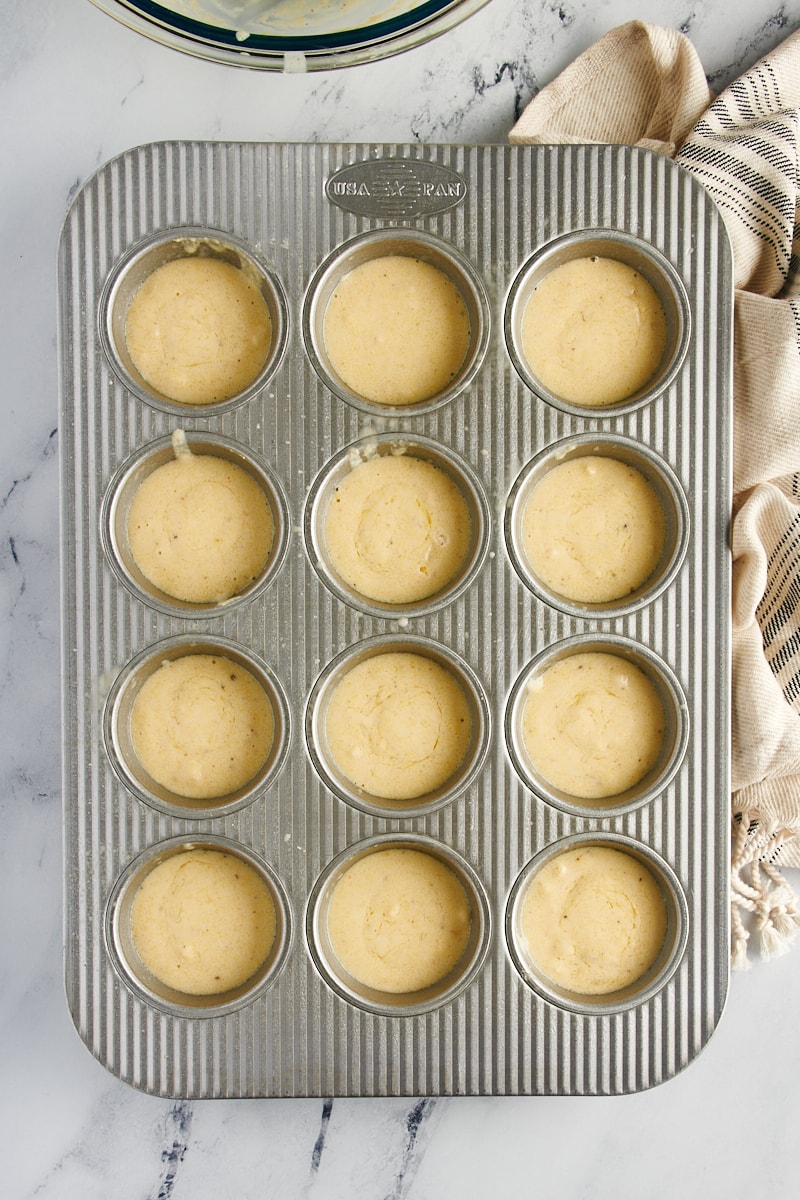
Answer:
[105, 835, 292, 1017]
[306, 634, 491, 818]
[303, 228, 490, 415]
[504, 229, 690, 417]
[305, 433, 491, 618]
[506, 832, 688, 1015]
[307, 833, 491, 1016]
[506, 634, 689, 818]
[103, 634, 291, 818]
[101, 432, 291, 614]
[505, 433, 690, 618]
[99, 227, 288, 415]
[101, 431, 291, 617]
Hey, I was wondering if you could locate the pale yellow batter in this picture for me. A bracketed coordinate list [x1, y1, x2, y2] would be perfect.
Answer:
[519, 845, 667, 995]
[131, 653, 275, 800]
[521, 456, 666, 603]
[125, 255, 272, 405]
[325, 652, 472, 801]
[131, 848, 276, 996]
[322, 255, 471, 405]
[520, 256, 667, 407]
[325, 452, 471, 604]
[127, 431, 274, 604]
[326, 847, 471, 994]
[522, 651, 665, 799]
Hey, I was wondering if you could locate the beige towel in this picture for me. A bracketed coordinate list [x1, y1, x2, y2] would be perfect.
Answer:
[511, 21, 800, 966]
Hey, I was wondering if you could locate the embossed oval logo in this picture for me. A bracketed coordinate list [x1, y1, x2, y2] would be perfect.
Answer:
[326, 158, 467, 219]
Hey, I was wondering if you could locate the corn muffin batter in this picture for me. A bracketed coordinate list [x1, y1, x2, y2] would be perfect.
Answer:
[522, 651, 665, 799]
[131, 653, 275, 800]
[520, 256, 667, 407]
[127, 430, 274, 604]
[131, 848, 276, 996]
[325, 651, 472, 801]
[125, 255, 272, 405]
[326, 847, 471, 993]
[521, 455, 666, 603]
[323, 255, 471, 405]
[519, 844, 667, 995]
[325, 452, 471, 604]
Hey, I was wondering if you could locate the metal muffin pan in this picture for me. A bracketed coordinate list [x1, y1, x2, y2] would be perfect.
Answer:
[59, 141, 732, 1097]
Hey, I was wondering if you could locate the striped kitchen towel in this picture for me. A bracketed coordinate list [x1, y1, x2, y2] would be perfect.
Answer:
[510, 21, 800, 966]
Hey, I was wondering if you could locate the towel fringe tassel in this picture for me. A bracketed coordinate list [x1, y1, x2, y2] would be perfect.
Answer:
[730, 811, 800, 967]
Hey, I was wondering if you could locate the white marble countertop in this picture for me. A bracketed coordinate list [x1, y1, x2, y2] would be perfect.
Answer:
[2, 1, 800, 1196]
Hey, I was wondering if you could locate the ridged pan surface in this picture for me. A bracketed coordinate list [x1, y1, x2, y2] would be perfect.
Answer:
[58, 141, 733, 1097]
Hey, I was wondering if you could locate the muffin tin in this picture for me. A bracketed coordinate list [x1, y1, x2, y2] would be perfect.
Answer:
[59, 140, 732, 1097]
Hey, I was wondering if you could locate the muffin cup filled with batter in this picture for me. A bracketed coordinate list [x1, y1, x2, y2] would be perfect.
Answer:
[106, 836, 291, 1016]
[100, 227, 287, 415]
[308, 835, 491, 1016]
[305, 434, 490, 617]
[505, 230, 690, 416]
[304, 228, 490, 415]
[307, 635, 490, 817]
[506, 833, 688, 1014]
[505, 434, 689, 617]
[506, 635, 689, 818]
[104, 635, 291, 817]
[102, 430, 290, 616]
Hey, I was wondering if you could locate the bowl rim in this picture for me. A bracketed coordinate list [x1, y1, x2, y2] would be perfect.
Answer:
[90, 0, 493, 70]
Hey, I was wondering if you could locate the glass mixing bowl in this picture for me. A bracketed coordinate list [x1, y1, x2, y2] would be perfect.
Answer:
[90, 1, 492, 71]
